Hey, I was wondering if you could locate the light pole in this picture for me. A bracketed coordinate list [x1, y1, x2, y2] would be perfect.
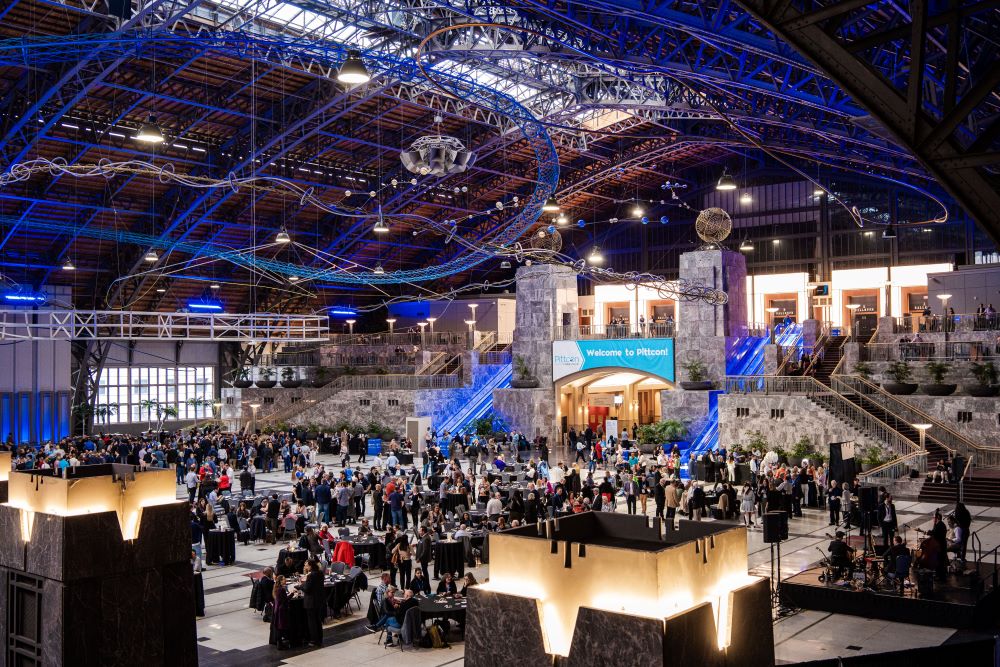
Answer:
[249, 402, 261, 434]
[417, 321, 427, 347]
[427, 316, 437, 343]
[386, 318, 396, 334]
[846, 303, 861, 338]
[346, 319, 356, 335]
[936, 293, 952, 332]
[912, 423, 931, 451]
[465, 319, 476, 349]
[765, 306, 779, 343]
[468, 302, 478, 330]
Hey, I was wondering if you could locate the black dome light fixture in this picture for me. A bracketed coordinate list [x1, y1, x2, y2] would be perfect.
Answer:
[337, 49, 371, 85]
[716, 168, 737, 191]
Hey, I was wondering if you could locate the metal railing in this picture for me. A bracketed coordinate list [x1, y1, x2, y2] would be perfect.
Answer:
[858, 450, 928, 485]
[861, 341, 1000, 362]
[802, 329, 831, 376]
[477, 350, 512, 365]
[0, 309, 328, 341]
[329, 373, 462, 390]
[838, 376, 1000, 468]
[889, 313, 1000, 334]
[959, 454, 974, 503]
[327, 330, 472, 347]
[553, 323, 675, 340]
[724, 374, 920, 460]
[415, 351, 447, 375]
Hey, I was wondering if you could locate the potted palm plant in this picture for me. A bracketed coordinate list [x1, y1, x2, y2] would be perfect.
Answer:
[280, 367, 302, 388]
[966, 361, 999, 397]
[883, 361, 917, 395]
[853, 361, 874, 382]
[94, 402, 119, 425]
[860, 445, 886, 472]
[255, 366, 277, 389]
[512, 355, 539, 388]
[922, 361, 956, 396]
[155, 404, 179, 431]
[138, 398, 159, 432]
[679, 358, 712, 390]
[186, 397, 210, 428]
[310, 366, 332, 388]
[232, 367, 253, 389]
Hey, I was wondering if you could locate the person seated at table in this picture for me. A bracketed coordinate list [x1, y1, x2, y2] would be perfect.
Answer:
[384, 589, 420, 648]
[407, 568, 431, 595]
[946, 516, 967, 563]
[251, 567, 275, 612]
[495, 516, 508, 531]
[436, 572, 458, 595]
[276, 556, 299, 579]
[357, 518, 372, 537]
[827, 531, 855, 569]
[459, 572, 478, 596]
[454, 524, 472, 539]
[494, 454, 507, 472]
[460, 511, 474, 526]
[300, 526, 324, 559]
[217, 470, 232, 496]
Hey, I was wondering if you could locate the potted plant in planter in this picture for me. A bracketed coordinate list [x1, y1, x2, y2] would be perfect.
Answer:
[922, 361, 956, 396]
[883, 361, 917, 395]
[744, 429, 769, 455]
[280, 367, 302, 388]
[853, 361, 874, 383]
[512, 355, 540, 388]
[255, 366, 277, 389]
[680, 358, 712, 390]
[661, 418, 688, 442]
[232, 367, 253, 389]
[310, 366, 332, 388]
[860, 444, 886, 471]
[966, 361, 999, 397]
[790, 435, 813, 466]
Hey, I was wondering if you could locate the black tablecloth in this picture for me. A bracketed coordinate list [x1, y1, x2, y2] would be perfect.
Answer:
[334, 537, 386, 569]
[277, 548, 308, 573]
[398, 452, 414, 465]
[249, 516, 267, 541]
[418, 594, 467, 625]
[434, 540, 465, 579]
[444, 492, 469, 514]
[326, 574, 355, 615]
[205, 529, 237, 566]
[193, 571, 205, 617]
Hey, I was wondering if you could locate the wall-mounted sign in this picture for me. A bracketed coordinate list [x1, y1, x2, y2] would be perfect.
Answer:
[553, 338, 675, 382]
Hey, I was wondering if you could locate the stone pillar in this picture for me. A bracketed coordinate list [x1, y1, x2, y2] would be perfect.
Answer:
[493, 264, 578, 444]
[801, 319, 821, 351]
[763, 345, 780, 375]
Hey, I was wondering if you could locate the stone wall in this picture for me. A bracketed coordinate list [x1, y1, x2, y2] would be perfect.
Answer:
[510, 263, 578, 384]
[677, 249, 747, 337]
[659, 388, 715, 433]
[718, 394, 881, 452]
[896, 395, 1000, 447]
[845, 357, 992, 389]
[493, 387, 558, 444]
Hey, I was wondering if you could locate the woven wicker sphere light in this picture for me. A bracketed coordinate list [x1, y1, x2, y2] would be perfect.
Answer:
[695, 207, 733, 244]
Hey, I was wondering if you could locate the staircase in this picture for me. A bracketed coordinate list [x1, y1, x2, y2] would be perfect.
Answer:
[811, 335, 846, 385]
[837, 392, 950, 469]
[435, 362, 513, 435]
[918, 468, 1000, 506]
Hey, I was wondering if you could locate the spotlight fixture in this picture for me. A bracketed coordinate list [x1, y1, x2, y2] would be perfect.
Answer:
[336, 49, 371, 85]
[62, 258, 75, 271]
[134, 117, 164, 143]
[542, 196, 561, 212]
[156, 287, 166, 293]
[739, 191, 752, 204]
[209, 282, 220, 290]
[556, 214, 568, 226]
[716, 169, 737, 191]
[400, 135, 476, 176]
[288, 274, 300, 283]
[372, 218, 389, 234]
[631, 203, 644, 218]
[739, 240, 754, 252]
[275, 227, 291, 244]
[587, 246, 604, 265]
[500, 260, 511, 269]
[882, 225, 897, 239]
[373, 263, 385, 275]
[143, 249, 159, 262]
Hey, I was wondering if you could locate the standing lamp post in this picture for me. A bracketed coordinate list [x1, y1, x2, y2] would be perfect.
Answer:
[346, 319, 356, 336]
[386, 318, 396, 334]
[846, 303, 861, 338]
[418, 321, 427, 347]
[249, 402, 261, 434]
[427, 316, 437, 343]
[766, 307, 779, 343]
[468, 303, 478, 333]
[936, 293, 952, 333]
[913, 424, 931, 451]
[465, 319, 476, 350]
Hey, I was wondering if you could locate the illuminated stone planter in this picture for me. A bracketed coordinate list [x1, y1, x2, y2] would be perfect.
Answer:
[467, 513, 773, 666]
[0, 465, 196, 665]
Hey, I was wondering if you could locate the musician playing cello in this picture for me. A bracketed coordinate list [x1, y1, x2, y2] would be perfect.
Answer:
[827, 531, 855, 571]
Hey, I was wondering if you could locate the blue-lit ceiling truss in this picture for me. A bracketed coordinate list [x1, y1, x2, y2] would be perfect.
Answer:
[0, 0, 993, 313]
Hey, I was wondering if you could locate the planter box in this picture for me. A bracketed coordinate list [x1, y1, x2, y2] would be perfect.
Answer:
[280, 380, 302, 388]
[511, 378, 540, 389]
[679, 381, 713, 391]
[921, 383, 956, 396]
[964, 384, 999, 397]
[255, 381, 277, 389]
[311, 379, 331, 388]
[232, 380, 253, 389]
[883, 382, 918, 395]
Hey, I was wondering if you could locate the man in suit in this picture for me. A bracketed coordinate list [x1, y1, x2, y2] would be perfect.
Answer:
[298, 559, 326, 647]
[623, 476, 638, 515]
[877, 494, 897, 550]
[416, 527, 433, 581]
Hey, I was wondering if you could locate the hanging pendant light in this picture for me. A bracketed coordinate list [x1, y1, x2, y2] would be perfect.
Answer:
[500, 260, 511, 269]
[587, 246, 604, 264]
[143, 249, 159, 262]
[882, 225, 897, 239]
[373, 219, 389, 234]
[62, 258, 75, 271]
[337, 50, 371, 84]
[542, 196, 560, 212]
[739, 240, 754, 251]
[373, 263, 385, 275]
[275, 227, 291, 244]
[209, 282, 221, 290]
[555, 214, 568, 226]
[813, 185, 825, 197]
[631, 203, 644, 218]
[716, 169, 737, 191]
[288, 274, 300, 283]
[134, 116, 164, 144]
[739, 191, 752, 204]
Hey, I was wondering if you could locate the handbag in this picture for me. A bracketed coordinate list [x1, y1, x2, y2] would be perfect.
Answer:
[262, 601, 274, 622]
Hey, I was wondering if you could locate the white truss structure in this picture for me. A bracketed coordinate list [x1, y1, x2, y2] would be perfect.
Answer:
[0, 310, 328, 342]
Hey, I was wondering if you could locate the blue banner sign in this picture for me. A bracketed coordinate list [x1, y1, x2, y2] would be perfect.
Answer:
[552, 339, 675, 382]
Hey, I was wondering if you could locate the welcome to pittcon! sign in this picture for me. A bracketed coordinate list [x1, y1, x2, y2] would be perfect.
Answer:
[552, 339, 675, 382]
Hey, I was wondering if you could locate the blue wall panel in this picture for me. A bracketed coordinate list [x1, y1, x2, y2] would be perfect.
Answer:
[17, 392, 31, 444]
[39, 392, 53, 441]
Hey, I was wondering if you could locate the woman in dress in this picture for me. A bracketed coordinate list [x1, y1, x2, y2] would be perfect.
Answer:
[740, 482, 757, 528]
[270, 575, 291, 649]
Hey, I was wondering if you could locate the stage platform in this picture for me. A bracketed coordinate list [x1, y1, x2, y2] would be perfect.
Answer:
[781, 562, 999, 628]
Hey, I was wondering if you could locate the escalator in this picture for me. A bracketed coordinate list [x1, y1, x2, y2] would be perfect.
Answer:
[435, 362, 512, 436]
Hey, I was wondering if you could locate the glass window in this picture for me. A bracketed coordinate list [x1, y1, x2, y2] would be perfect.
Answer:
[96, 365, 217, 425]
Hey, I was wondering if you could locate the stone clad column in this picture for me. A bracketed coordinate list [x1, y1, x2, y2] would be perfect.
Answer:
[493, 264, 578, 443]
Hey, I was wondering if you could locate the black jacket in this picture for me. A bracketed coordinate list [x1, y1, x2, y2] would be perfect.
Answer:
[300, 570, 326, 610]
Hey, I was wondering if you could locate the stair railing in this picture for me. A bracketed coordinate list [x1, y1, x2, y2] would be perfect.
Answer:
[724, 375, 919, 459]
[857, 450, 927, 485]
[959, 453, 974, 503]
[415, 351, 447, 375]
[802, 330, 831, 376]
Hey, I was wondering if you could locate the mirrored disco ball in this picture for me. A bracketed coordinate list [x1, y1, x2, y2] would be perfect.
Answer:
[695, 207, 732, 244]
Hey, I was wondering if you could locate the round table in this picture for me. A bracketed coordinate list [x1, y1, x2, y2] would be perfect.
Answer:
[205, 529, 237, 566]
[433, 539, 465, 579]
[444, 492, 469, 514]
[418, 593, 467, 625]
[334, 536, 387, 569]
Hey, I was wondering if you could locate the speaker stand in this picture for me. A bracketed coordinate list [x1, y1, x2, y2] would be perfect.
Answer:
[769, 540, 797, 619]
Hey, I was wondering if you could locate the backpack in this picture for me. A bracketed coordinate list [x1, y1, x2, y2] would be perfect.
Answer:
[429, 621, 449, 649]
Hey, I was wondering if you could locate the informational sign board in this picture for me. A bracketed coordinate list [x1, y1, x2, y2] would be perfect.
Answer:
[552, 338, 675, 382]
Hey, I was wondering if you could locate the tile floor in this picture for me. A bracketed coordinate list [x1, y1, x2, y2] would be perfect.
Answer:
[188, 452, 998, 665]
